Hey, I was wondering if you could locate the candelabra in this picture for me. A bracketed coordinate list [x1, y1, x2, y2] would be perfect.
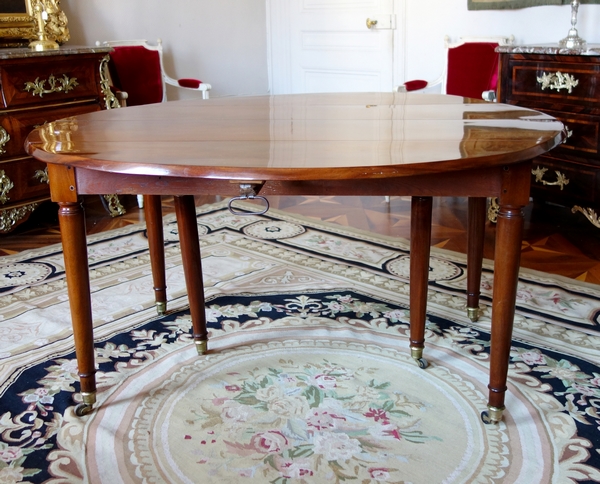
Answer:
[29, 0, 59, 51]
[559, 0, 586, 49]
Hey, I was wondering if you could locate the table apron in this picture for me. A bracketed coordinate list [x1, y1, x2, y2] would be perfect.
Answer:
[66, 163, 531, 200]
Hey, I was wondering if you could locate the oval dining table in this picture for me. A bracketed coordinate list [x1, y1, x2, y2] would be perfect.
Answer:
[25, 92, 564, 423]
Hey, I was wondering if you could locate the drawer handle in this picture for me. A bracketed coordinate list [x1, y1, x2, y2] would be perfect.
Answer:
[0, 170, 14, 205]
[24, 74, 79, 98]
[0, 127, 9, 155]
[228, 183, 269, 216]
[532, 166, 570, 190]
[536, 71, 579, 93]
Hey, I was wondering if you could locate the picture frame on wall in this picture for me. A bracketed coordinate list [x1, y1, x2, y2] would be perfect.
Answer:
[0, 0, 69, 47]
[468, 0, 599, 9]
[0, 0, 35, 46]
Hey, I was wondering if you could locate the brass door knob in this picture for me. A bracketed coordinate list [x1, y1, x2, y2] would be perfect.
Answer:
[366, 18, 378, 29]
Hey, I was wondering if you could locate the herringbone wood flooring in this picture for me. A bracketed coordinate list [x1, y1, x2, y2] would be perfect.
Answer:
[2, 195, 600, 284]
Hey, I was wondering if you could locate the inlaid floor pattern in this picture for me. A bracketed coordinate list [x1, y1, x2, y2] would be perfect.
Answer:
[2, 195, 600, 284]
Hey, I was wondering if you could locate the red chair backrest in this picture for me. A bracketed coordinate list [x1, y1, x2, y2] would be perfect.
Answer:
[445, 42, 500, 99]
[109, 46, 163, 106]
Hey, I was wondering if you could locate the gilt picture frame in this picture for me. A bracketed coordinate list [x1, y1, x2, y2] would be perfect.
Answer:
[0, 0, 35, 46]
[468, 0, 600, 9]
[0, 0, 69, 47]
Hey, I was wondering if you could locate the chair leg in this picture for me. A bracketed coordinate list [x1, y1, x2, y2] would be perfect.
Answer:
[137, 194, 144, 208]
[144, 195, 167, 315]
[467, 197, 486, 322]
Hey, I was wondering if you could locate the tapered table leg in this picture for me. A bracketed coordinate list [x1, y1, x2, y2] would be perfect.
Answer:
[174, 195, 208, 355]
[482, 202, 525, 424]
[144, 195, 167, 314]
[410, 196, 433, 369]
[467, 197, 486, 322]
[58, 201, 96, 416]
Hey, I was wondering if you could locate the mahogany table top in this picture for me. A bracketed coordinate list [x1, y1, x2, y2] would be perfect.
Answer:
[25, 92, 564, 182]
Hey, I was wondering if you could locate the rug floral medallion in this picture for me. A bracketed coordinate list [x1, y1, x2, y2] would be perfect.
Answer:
[0, 201, 599, 483]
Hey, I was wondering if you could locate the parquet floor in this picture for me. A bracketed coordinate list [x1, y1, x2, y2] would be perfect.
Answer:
[2, 195, 600, 284]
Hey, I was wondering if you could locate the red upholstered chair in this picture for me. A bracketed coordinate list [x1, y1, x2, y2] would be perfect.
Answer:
[397, 36, 514, 100]
[98, 39, 211, 104]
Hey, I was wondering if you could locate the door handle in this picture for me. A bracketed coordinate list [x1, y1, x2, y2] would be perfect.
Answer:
[366, 16, 396, 30]
[366, 18, 378, 29]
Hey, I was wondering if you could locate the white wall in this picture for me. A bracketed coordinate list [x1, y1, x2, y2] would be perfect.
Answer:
[61, 0, 269, 99]
[59, 0, 600, 98]
[399, 0, 600, 88]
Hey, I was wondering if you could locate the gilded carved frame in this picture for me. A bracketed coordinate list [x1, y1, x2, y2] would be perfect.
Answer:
[0, 0, 69, 47]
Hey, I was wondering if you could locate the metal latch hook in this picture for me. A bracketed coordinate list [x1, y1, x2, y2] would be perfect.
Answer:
[228, 183, 270, 216]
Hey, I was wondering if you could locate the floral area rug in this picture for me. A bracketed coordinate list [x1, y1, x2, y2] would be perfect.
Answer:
[1, 200, 599, 483]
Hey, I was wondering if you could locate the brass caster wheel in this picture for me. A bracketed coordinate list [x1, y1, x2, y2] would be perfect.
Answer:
[410, 347, 427, 369]
[481, 405, 504, 424]
[195, 339, 208, 355]
[75, 403, 94, 417]
[156, 301, 167, 315]
[467, 306, 480, 322]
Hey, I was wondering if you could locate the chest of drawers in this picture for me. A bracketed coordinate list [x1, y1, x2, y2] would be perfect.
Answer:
[0, 46, 114, 233]
[497, 45, 600, 227]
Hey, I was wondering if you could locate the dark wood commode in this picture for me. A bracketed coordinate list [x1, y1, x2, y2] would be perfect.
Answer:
[497, 44, 600, 227]
[0, 46, 119, 233]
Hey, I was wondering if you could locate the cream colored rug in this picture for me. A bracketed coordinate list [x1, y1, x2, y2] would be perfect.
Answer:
[1, 201, 599, 483]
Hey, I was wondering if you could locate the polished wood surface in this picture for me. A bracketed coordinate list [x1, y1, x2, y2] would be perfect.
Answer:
[25, 93, 565, 421]
[26, 92, 563, 181]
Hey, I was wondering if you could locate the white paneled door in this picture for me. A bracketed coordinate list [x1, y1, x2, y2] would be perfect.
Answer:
[267, 0, 396, 94]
